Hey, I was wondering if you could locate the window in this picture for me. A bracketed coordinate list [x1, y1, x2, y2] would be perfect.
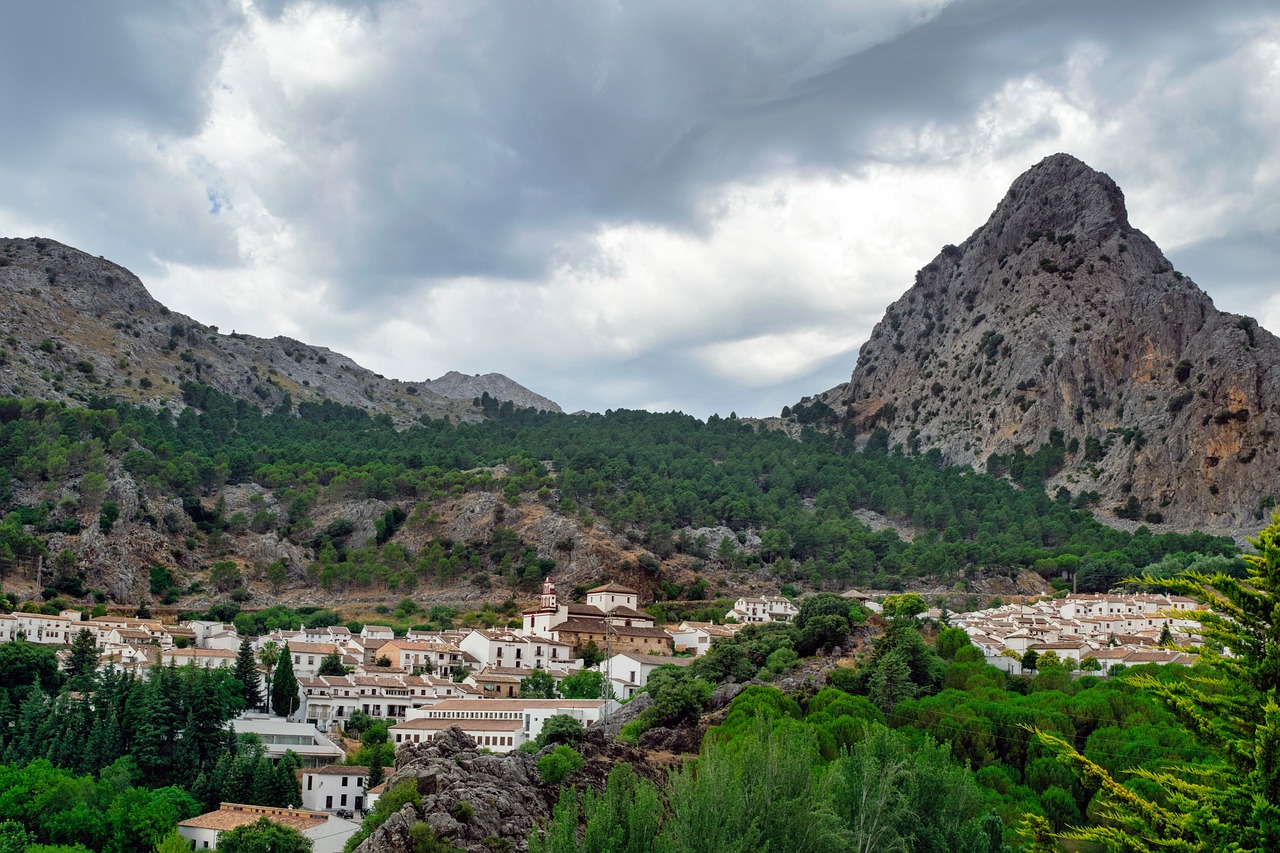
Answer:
[307, 776, 313, 790]
[326, 796, 333, 808]
[342, 776, 348, 786]
[341, 794, 347, 806]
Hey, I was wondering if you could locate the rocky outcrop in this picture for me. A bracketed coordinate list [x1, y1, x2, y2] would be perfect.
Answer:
[0, 237, 558, 424]
[812, 154, 1280, 534]
[355, 726, 672, 853]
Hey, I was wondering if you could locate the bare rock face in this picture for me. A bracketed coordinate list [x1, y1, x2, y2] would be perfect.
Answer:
[355, 726, 671, 853]
[0, 237, 558, 423]
[814, 154, 1280, 534]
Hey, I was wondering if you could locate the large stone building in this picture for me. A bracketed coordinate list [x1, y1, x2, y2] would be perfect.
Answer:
[520, 578, 673, 656]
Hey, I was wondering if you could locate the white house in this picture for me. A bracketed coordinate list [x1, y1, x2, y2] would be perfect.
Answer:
[302, 765, 369, 814]
[725, 596, 798, 623]
[603, 652, 693, 698]
[177, 803, 359, 852]
[392, 698, 616, 751]
[458, 629, 576, 672]
[668, 621, 740, 656]
[231, 714, 346, 767]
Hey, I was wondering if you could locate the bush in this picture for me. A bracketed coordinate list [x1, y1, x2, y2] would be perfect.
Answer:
[536, 714, 585, 748]
[450, 800, 475, 823]
[537, 746, 584, 784]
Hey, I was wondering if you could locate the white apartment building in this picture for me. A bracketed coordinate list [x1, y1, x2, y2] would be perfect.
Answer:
[301, 765, 369, 814]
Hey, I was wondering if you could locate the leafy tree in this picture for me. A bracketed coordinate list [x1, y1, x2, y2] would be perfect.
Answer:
[537, 715, 585, 748]
[537, 746, 584, 784]
[1019, 649, 1039, 672]
[519, 669, 557, 699]
[217, 817, 312, 853]
[317, 651, 347, 677]
[935, 627, 973, 661]
[271, 648, 300, 718]
[881, 592, 928, 620]
[558, 669, 608, 700]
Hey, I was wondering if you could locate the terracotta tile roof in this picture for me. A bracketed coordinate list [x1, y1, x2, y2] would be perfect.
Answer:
[587, 582, 638, 594]
[284, 642, 340, 655]
[179, 803, 328, 832]
[429, 698, 607, 711]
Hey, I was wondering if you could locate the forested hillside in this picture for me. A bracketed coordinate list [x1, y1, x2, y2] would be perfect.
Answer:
[0, 384, 1235, 611]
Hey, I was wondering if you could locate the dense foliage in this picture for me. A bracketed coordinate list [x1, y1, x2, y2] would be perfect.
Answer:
[0, 389, 1235, 601]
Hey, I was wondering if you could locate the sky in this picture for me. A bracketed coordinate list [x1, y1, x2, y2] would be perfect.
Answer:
[2, 0, 1279, 418]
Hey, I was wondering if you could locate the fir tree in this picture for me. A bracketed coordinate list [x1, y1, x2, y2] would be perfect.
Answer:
[234, 636, 263, 710]
[64, 628, 99, 690]
[271, 647, 300, 718]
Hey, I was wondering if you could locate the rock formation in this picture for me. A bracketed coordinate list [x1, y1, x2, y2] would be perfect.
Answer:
[812, 154, 1280, 534]
[0, 237, 559, 423]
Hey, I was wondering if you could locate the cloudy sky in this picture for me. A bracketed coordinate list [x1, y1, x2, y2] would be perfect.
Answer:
[2, 0, 1279, 417]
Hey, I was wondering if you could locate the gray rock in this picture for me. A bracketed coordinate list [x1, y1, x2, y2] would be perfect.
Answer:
[814, 153, 1280, 536]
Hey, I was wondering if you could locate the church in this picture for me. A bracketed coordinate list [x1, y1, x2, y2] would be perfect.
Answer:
[521, 578, 673, 656]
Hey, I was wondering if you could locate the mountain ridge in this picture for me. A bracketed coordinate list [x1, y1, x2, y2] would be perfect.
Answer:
[0, 236, 560, 421]
[810, 153, 1280, 534]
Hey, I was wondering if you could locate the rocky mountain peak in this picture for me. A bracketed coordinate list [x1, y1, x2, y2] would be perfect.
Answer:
[811, 155, 1280, 534]
[0, 235, 559, 422]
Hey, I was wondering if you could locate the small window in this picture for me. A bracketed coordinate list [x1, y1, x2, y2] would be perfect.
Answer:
[326, 796, 333, 808]
[342, 776, 348, 786]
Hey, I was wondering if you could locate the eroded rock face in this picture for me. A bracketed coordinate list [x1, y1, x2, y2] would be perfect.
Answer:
[814, 153, 1280, 534]
[354, 726, 673, 853]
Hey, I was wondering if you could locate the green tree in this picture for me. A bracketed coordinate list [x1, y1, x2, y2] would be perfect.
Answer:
[519, 668, 557, 699]
[234, 636, 263, 710]
[558, 669, 609, 700]
[1020, 649, 1039, 672]
[317, 651, 347, 677]
[881, 592, 928, 620]
[64, 628, 99, 690]
[1037, 514, 1280, 852]
[257, 642, 281, 708]
[537, 714, 585, 748]
[217, 817, 312, 853]
[935, 627, 972, 661]
[271, 648, 300, 718]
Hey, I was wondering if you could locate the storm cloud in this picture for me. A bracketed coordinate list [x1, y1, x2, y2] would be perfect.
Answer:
[2, 0, 1278, 416]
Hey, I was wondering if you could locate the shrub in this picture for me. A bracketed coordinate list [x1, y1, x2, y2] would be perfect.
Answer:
[537, 746, 584, 784]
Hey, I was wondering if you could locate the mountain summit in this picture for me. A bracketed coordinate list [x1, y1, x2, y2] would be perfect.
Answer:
[813, 153, 1280, 533]
[0, 236, 559, 420]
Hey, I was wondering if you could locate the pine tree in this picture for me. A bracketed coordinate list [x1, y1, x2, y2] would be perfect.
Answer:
[274, 750, 303, 808]
[271, 647, 300, 718]
[233, 636, 263, 710]
[64, 628, 99, 690]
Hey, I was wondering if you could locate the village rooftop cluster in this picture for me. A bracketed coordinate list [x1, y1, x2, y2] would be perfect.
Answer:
[0, 582, 1207, 849]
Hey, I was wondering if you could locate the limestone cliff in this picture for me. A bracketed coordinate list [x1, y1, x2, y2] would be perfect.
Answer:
[0, 237, 559, 422]
[813, 154, 1280, 534]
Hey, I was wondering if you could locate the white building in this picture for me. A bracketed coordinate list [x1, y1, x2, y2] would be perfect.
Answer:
[725, 596, 798, 623]
[603, 652, 693, 698]
[668, 621, 741, 656]
[177, 803, 359, 852]
[392, 698, 616, 751]
[458, 629, 575, 672]
[231, 714, 346, 767]
[301, 765, 369, 814]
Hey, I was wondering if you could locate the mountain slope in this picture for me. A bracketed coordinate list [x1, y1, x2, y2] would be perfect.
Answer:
[0, 236, 559, 421]
[812, 154, 1280, 533]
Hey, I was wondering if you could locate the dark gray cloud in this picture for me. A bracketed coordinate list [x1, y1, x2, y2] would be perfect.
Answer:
[1, 0, 1278, 417]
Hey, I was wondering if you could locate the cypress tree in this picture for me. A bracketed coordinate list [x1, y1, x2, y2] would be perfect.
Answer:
[65, 628, 99, 690]
[271, 647, 300, 718]
[233, 636, 263, 710]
